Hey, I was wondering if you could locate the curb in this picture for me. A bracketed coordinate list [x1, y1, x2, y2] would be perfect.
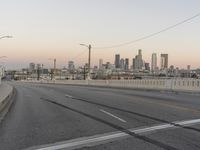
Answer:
[0, 85, 15, 123]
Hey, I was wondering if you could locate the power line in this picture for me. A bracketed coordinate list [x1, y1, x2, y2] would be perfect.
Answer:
[93, 12, 200, 49]
[70, 49, 88, 60]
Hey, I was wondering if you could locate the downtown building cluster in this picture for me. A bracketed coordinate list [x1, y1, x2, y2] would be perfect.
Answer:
[4, 49, 200, 80]
[97, 49, 199, 80]
[102, 49, 169, 74]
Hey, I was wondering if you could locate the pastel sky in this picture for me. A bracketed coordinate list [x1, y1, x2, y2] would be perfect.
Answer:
[0, 0, 200, 69]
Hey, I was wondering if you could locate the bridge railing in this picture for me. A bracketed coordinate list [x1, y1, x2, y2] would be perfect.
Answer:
[24, 79, 200, 93]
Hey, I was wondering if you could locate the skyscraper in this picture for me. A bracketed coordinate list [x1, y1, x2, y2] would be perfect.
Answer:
[134, 49, 143, 70]
[120, 58, 125, 70]
[160, 54, 168, 69]
[145, 63, 150, 71]
[99, 59, 103, 70]
[125, 58, 129, 71]
[138, 49, 143, 69]
[115, 54, 120, 69]
[68, 61, 75, 72]
[132, 58, 135, 70]
[151, 53, 157, 72]
[29, 62, 35, 73]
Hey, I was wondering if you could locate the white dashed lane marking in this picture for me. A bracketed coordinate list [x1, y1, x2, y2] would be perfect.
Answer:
[100, 109, 127, 123]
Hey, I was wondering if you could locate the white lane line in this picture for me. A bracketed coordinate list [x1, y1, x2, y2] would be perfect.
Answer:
[133, 124, 174, 134]
[28, 118, 200, 150]
[100, 109, 127, 123]
[65, 94, 73, 98]
[175, 119, 200, 126]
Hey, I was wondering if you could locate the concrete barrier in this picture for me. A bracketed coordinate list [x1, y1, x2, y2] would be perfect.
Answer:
[0, 84, 14, 122]
[24, 79, 200, 93]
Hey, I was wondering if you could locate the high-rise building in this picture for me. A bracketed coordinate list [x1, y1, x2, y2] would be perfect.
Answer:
[145, 63, 150, 71]
[36, 64, 41, 69]
[120, 58, 125, 70]
[132, 58, 135, 70]
[99, 59, 103, 70]
[105, 62, 114, 69]
[115, 54, 120, 68]
[187, 65, 191, 78]
[125, 58, 129, 71]
[29, 62, 35, 72]
[68, 61, 75, 72]
[134, 49, 143, 70]
[151, 53, 157, 72]
[138, 49, 143, 69]
[160, 54, 168, 69]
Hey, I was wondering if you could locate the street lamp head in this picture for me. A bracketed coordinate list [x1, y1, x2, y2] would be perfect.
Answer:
[6, 36, 13, 38]
[80, 43, 89, 48]
[0, 36, 13, 39]
[80, 43, 86, 46]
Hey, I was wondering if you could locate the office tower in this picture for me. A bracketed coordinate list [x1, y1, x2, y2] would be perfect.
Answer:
[99, 59, 103, 70]
[125, 58, 129, 70]
[160, 54, 168, 69]
[134, 49, 143, 70]
[29, 62, 35, 72]
[151, 53, 157, 72]
[120, 58, 125, 70]
[68, 61, 75, 72]
[36, 64, 41, 69]
[132, 58, 135, 70]
[134, 55, 138, 70]
[138, 49, 143, 69]
[115, 54, 120, 68]
[138, 49, 142, 55]
[145, 63, 150, 71]
[187, 65, 191, 78]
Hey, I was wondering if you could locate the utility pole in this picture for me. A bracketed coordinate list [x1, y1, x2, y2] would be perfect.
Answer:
[48, 58, 56, 80]
[80, 44, 92, 79]
[83, 65, 86, 80]
[41, 64, 43, 79]
[88, 44, 91, 79]
[54, 59, 56, 79]
[27, 67, 29, 80]
[37, 65, 40, 81]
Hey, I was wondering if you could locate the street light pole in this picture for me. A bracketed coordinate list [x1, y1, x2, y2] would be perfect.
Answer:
[88, 45, 91, 80]
[48, 58, 56, 80]
[80, 44, 92, 80]
[0, 36, 12, 78]
[54, 59, 56, 76]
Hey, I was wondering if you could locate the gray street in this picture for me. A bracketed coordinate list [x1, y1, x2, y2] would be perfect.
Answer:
[0, 82, 200, 150]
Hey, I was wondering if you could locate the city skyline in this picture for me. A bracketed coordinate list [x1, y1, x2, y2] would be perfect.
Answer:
[0, 0, 200, 69]
[24, 51, 170, 71]
[1, 49, 199, 70]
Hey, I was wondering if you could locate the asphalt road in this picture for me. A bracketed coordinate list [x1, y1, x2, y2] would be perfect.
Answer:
[0, 82, 200, 150]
